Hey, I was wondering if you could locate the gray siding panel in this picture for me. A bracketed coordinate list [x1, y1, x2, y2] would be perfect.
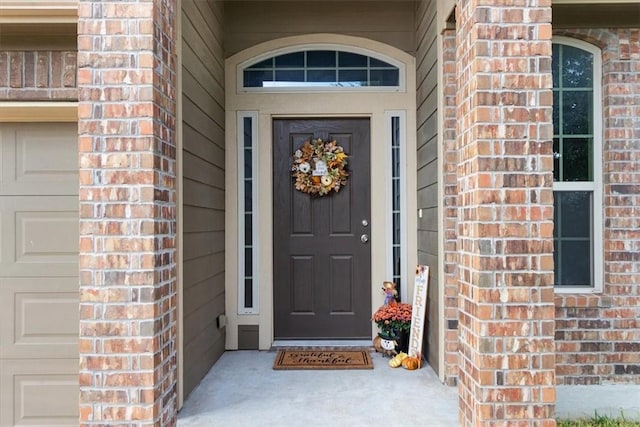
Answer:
[181, 0, 226, 399]
[415, 0, 440, 375]
[224, 1, 416, 56]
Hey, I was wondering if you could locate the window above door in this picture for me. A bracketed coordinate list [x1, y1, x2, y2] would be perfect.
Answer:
[239, 46, 404, 92]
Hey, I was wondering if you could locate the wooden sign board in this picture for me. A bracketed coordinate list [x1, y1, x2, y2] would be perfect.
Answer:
[408, 265, 429, 363]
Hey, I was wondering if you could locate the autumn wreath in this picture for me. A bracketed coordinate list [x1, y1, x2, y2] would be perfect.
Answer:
[291, 138, 349, 196]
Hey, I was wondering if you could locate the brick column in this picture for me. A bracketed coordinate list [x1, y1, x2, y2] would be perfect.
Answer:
[442, 28, 460, 387]
[77, 0, 178, 425]
[455, 0, 556, 425]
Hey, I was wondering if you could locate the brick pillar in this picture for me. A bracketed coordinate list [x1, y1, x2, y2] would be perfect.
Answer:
[455, 0, 556, 425]
[442, 28, 460, 387]
[77, 0, 178, 425]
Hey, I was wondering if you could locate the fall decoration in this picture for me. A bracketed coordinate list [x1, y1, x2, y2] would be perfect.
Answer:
[291, 138, 349, 196]
[401, 356, 420, 370]
[388, 352, 408, 368]
[373, 334, 397, 358]
[372, 301, 412, 335]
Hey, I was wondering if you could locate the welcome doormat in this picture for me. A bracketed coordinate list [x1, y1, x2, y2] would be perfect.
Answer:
[273, 350, 373, 370]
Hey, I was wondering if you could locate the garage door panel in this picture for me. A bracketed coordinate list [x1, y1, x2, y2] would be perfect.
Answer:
[0, 123, 78, 196]
[0, 277, 79, 359]
[0, 359, 79, 427]
[0, 123, 79, 427]
[0, 196, 78, 277]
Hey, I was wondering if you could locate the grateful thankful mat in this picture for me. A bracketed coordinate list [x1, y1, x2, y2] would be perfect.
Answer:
[273, 350, 373, 370]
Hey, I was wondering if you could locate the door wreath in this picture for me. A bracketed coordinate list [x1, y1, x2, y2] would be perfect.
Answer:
[291, 138, 349, 196]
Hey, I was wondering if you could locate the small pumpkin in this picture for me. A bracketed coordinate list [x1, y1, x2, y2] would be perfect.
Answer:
[401, 356, 421, 370]
[388, 352, 407, 368]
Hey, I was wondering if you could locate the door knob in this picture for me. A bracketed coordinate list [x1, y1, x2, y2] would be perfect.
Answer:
[360, 234, 369, 243]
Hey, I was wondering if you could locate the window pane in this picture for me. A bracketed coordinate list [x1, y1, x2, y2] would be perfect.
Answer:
[393, 179, 400, 210]
[393, 246, 401, 276]
[247, 58, 273, 69]
[243, 117, 252, 148]
[562, 45, 593, 88]
[370, 69, 399, 86]
[244, 70, 273, 87]
[554, 191, 593, 287]
[338, 52, 367, 67]
[244, 279, 253, 308]
[307, 69, 337, 83]
[562, 138, 592, 181]
[245, 181, 252, 210]
[555, 191, 591, 238]
[553, 90, 559, 135]
[393, 212, 400, 242]
[562, 91, 592, 135]
[392, 150, 399, 177]
[275, 52, 304, 68]
[553, 138, 560, 182]
[307, 50, 336, 67]
[245, 213, 252, 246]
[556, 240, 592, 286]
[244, 149, 252, 178]
[275, 70, 304, 82]
[370, 57, 394, 68]
[552, 43, 559, 88]
[245, 248, 253, 276]
[338, 69, 367, 86]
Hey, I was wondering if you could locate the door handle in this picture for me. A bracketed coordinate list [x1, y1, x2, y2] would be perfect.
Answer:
[360, 234, 369, 244]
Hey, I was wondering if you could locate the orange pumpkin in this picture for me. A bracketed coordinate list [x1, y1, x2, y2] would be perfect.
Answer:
[402, 356, 420, 370]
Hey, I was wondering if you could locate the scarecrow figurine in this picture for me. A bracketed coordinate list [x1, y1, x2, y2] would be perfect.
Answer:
[382, 281, 398, 305]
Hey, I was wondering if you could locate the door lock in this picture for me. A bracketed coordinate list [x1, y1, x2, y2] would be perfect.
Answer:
[360, 234, 369, 243]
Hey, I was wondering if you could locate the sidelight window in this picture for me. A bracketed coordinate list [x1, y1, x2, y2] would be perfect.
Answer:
[387, 112, 407, 297]
[238, 112, 259, 313]
[552, 38, 602, 292]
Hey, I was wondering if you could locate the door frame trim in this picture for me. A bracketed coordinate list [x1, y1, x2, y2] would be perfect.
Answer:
[225, 34, 417, 350]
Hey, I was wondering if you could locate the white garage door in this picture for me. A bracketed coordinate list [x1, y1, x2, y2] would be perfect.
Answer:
[0, 123, 79, 426]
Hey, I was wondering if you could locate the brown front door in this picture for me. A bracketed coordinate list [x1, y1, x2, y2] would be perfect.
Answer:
[273, 118, 371, 339]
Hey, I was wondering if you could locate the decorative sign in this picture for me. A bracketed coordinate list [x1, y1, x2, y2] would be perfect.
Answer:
[312, 159, 328, 176]
[408, 265, 429, 363]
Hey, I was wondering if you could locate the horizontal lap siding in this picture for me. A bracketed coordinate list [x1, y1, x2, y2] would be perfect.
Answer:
[181, 0, 226, 398]
[224, 1, 416, 57]
[415, 0, 440, 375]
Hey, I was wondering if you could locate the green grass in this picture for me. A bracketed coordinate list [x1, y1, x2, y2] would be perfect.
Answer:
[557, 412, 640, 426]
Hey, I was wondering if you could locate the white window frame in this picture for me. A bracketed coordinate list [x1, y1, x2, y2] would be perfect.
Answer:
[237, 111, 260, 313]
[552, 37, 603, 294]
[385, 110, 408, 299]
[237, 44, 406, 93]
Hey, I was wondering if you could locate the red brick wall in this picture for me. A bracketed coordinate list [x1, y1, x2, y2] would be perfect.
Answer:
[0, 51, 77, 100]
[553, 28, 640, 385]
[77, 0, 178, 424]
[442, 28, 459, 387]
[455, 0, 556, 423]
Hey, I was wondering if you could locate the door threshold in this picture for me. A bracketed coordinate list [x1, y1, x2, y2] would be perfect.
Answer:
[271, 340, 372, 349]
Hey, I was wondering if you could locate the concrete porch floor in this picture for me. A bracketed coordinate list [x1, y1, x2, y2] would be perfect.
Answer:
[178, 351, 640, 426]
[177, 350, 459, 426]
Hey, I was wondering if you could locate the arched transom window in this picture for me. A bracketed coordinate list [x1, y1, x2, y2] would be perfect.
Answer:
[241, 49, 401, 89]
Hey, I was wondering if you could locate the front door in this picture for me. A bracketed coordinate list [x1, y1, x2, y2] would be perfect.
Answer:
[273, 118, 371, 339]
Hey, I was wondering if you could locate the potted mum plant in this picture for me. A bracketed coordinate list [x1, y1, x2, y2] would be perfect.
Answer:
[372, 300, 412, 353]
